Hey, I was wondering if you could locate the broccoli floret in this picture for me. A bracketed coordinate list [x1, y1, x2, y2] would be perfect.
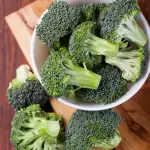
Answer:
[80, 3, 96, 21]
[7, 65, 49, 110]
[11, 104, 64, 150]
[49, 33, 72, 53]
[80, 3, 107, 21]
[40, 47, 101, 97]
[78, 64, 128, 104]
[50, 41, 62, 52]
[65, 109, 121, 150]
[106, 47, 146, 83]
[99, 0, 147, 46]
[69, 21, 119, 69]
[36, 1, 82, 48]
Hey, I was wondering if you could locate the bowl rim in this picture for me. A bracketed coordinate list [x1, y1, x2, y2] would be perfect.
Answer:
[31, 5, 150, 111]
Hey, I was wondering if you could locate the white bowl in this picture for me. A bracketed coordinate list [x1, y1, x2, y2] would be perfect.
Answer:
[31, 0, 150, 111]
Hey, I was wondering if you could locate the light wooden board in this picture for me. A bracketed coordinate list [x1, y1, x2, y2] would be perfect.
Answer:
[5, 0, 150, 149]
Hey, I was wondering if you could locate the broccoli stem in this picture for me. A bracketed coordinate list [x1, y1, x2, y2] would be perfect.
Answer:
[19, 119, 61, 148]
[44, 141, 54, 150]
[65, 61, 101, 90]
[106, 55, 142, 83]
[116, 50, 143, 58]
[85, 33, 119, 56]
[21, 131, 40, 145]
[117, 17, 147, 46]
[93, 130, 121, 150]
[46, 121, 60, 137]
[31, 119, 60, 136]
[28, 136, 44, 150]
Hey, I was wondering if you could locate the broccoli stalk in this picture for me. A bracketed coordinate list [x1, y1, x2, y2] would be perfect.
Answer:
[11, 105, 64, 150]
[65, 61, 101, 89]
[85, 32, 119, 56]
[17, 120, 61, 149]
[99, 0, 147, 47]
[41, 47, 101, 97]
[8, 65, 33, 89]
[117, 14, 147, 47]
[106, 47, 145, 83]
[7, 65, 49, 110]
[78, 64, 128, 104]
[93, 130, 121, 150]
[69, 21, 119, 60]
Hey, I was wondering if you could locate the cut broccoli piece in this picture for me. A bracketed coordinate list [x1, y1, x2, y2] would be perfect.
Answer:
[65, 109, 121, 150]
[96, 2, 108, 12]
[69, 21, 119, 55]
[99, 0, 147, 46]
[11, 104, 64, 150]
[49, 33, 72, 53]
[7, 65, 49, 110]
[80, 3, 96, 21]
[106, 47, 146, 83]
[78, 64, 128, 104]
[80, 3, 107, 21]
[69, 21, 119, 69]
[36, 1, 82, 48]
[40, 47, 101, 97]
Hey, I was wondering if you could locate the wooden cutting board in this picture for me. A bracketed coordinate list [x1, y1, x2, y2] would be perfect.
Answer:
[5, 0, 150, 149]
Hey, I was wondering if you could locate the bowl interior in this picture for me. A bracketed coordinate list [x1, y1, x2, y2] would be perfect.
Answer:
[31, 0, 150, 110]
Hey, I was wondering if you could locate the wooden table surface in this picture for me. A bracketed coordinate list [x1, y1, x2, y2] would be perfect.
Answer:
[0, 0, 150, 150]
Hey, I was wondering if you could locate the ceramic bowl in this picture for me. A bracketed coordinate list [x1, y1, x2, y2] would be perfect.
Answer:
[31, 0, 150, 110]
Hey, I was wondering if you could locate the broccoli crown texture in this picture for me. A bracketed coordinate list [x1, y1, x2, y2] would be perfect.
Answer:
[78, 64, 128, 104]
[36, 1, 82, 48]
[106, 47, 146, 83]
[69, 21, 119, 69]
[11, 104, 64, 150]
[40, 47, 101, 97]
[99, 0, 147, 46]
[80, 3, 107, 21]
[65, 109, 121, 150]
[7, 65, 49, 110]
[80, 3, 96, 21]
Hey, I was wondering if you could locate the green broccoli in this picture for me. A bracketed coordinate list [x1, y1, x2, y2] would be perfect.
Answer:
[40, 47, 101, 97]
[99, 0, 147, 46]
[7, 65, 49, 110]
[65, 109, 121, 150]
[11, 104, 64, 150]
[106, 47, 146, 83]
[80, 3, 107, 21]
[69, 21, 119, 69]
[78, 64, 128, 104]
[36, 1, 82, 48]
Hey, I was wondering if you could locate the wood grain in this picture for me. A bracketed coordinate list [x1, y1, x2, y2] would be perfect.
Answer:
[2, 0, 150, 150]
[0, 1, 35, 150]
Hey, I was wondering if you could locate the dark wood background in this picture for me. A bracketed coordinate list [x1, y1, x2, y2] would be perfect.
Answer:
[0, 0, 150, 150]
[0, 0, 34, 149]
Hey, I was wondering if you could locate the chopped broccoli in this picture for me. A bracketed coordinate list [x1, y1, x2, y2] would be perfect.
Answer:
[80, 3, 107, 21]
[40, 47, 101, 97]
[99, 0, 147, 46]
[78, 64, 128, 104]
[51, 41, 62, 52]
[69, 21, 119, 69]
[80, 3, 96, 21]
[106, 47, 146, 83]
[7, 65, 49, 110]
[48, 33, 72, 53]
[65, 109, 121, 150]
[11, 104, 64, 150]
[36, 1, 82, 48]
